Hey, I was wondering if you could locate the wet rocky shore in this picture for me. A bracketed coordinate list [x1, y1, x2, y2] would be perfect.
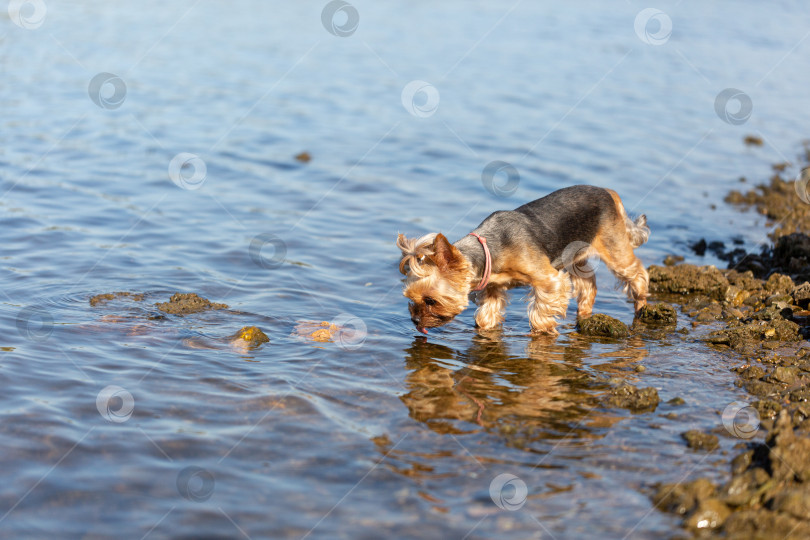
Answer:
[648, 142, 810, 538]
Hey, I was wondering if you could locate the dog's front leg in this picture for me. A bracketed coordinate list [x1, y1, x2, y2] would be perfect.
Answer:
[528, 271, 571, 334]
[474, 286, 508, 330]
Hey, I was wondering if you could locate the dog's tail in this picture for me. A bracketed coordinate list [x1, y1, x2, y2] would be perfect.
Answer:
[396, 233, 437, 276]
[625, 214, 650, 248]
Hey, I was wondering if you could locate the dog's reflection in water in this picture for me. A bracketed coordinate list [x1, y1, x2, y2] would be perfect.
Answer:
[400, 332, 648, 438]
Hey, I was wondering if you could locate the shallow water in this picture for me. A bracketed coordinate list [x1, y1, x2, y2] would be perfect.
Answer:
[2, 1, 810, 538]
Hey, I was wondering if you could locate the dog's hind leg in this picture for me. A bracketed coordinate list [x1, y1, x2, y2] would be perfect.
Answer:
[570, 272, 597, 320]
[597, 190, 650, 314]
[593, 237, 649, 314]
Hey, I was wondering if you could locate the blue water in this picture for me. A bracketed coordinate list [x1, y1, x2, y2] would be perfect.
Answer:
[2, 1, 809, 538]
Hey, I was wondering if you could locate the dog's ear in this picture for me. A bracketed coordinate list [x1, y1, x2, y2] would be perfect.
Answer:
[396, 234, 408, 256]
[431, 233, 465, 273]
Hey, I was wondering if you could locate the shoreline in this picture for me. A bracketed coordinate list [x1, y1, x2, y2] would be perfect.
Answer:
[648, 140, 810, 537]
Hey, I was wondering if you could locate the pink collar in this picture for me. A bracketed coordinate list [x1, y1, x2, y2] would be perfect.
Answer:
[468, 233, 491, 291]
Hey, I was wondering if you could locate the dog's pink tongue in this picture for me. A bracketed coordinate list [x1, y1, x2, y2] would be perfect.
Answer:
[418, 327, 428, 335]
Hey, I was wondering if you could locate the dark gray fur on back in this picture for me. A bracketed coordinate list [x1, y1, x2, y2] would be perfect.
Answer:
[454, 185, 619, 276]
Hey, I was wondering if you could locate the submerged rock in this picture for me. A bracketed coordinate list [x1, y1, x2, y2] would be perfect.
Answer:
[743, 134, 764, 146]
[89, 291, 145, 306]
[231, 326, 269, 347]
[577, 314, 629, 338]
[603, 383, 659, 411]
[653, 478, 715, 516]
[155, 293, 228, 315]
[681, 430, 719, 451]
[704, 317, 800, 349]
[292, 321, 340, 343]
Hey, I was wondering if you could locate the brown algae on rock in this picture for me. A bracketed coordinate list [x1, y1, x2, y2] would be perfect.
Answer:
[636, 302, 677, 324]
[89, 291, 145, 306]
[603, 383, 659, 411]
[649, 264, 730, 300]
[155, 293, 228, 315]
[293, 321, 340, 343]
[681, 429, 719, 451]
[577, 313, 629, 338]
[231, 326, 269, 347]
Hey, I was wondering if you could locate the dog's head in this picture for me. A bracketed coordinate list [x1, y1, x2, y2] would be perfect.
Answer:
[396, 232, 471, 334]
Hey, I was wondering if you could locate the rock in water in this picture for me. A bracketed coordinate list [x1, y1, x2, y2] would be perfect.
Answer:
[155, 293, 228, 315]
[637, 303, 677, 324]
[232, 326, 269, 346]
[577, 313, 629, 338]
[603, 383, 659, 411]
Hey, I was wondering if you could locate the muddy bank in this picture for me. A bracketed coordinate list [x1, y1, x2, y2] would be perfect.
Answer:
[650, 144, 810, 537]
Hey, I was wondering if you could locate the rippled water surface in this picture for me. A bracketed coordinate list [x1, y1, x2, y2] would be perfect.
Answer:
[3, 1, 810, 538]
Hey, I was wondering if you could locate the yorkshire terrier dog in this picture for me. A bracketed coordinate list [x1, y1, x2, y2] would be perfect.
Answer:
[397, 185, 650, 335]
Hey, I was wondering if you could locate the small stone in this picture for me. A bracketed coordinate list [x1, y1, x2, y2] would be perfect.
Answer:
[668, 397, 686, 406]
[743, 135, 764, 146]
[722, 468, 770, 507]
[724, 285, 751, 307]
[753, 399, 782, 419]
[231, 326, 269, 347]
[90, 291, 145, 306]
[771, 488, 810, 520]
[294, 151, 312, 162]
[765, 273, 795, 295]
[634, 365, 646, 373]
[765, 293, 793, 307]
[603, 383, 659, 411]
[792, 282, 810, 308]
[682, 430, 719, 451]
[695, 304, 723, 322]
[730, 451, 753, 476]
[685, 498, 731, 530]
[691, 238, 708, 256]
[771, 366, 799, 385]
